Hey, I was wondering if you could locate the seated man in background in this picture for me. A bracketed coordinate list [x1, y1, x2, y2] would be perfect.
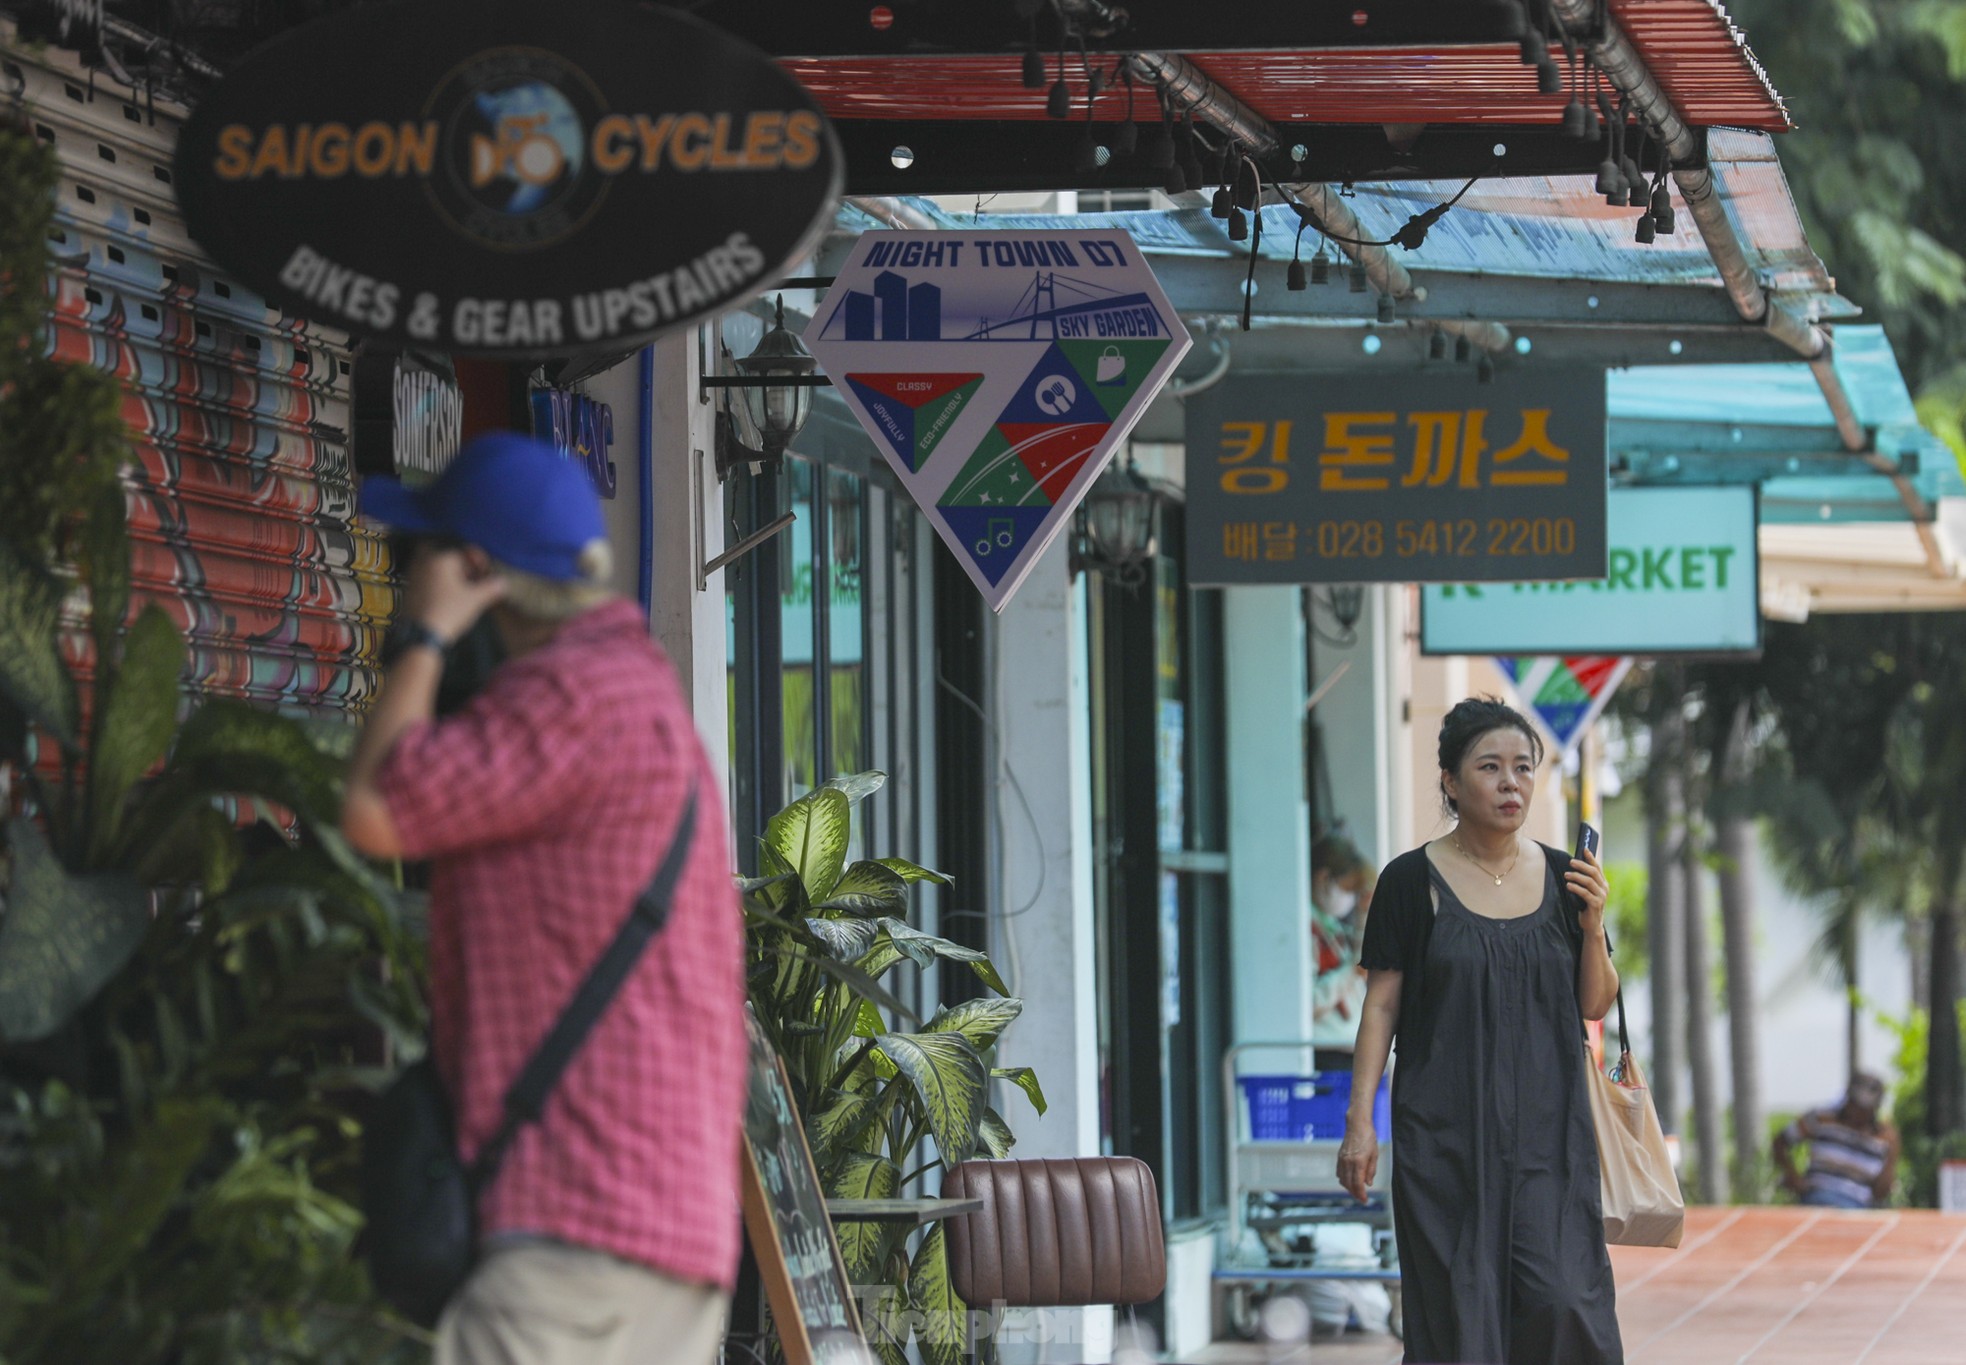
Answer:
[1772, 1072, 1899, 1209]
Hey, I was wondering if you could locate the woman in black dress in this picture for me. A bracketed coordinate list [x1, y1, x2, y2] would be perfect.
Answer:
[1336, 697, 1622, 1364]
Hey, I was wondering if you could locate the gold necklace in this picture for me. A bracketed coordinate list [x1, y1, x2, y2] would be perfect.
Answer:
[1453, 832, 1518, 886]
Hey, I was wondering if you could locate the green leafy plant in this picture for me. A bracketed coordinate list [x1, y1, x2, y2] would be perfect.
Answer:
[0, 118, 425, 1362]
[1877, 1000, 1966, 1207]
[743, 775, 1044, 1365]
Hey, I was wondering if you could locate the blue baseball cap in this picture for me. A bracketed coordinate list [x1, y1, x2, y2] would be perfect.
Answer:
[359, 431, 607, 581]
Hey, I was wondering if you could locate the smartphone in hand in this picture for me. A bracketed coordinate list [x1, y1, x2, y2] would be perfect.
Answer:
[1575, 821, 1601, 862]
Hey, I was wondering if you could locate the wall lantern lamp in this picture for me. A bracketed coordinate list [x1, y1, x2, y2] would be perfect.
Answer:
[1073, 455, 1158, 582]
[703, 295, 830, 479]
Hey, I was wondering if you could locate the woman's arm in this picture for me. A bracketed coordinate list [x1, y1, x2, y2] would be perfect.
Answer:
[1337, 969, 1402, 1203]
[1567, 847, 1620, 1021]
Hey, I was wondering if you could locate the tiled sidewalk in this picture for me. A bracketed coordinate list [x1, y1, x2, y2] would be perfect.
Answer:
[1195, 1205, 1966, 1364]
[1612, 1205, 1966, 1363]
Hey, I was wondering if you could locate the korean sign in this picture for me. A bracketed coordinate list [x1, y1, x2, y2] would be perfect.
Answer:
[173, 0, 842, 356]
[1421, 486, 1760, 656]
[804, 230, 1190, 610]
[1185, 370, 1608, 585]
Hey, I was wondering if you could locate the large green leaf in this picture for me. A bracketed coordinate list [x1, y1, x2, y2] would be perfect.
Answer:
[876, 919, 1011, 995]
[0, 817, 149, 1041]
[993, 1066, 1050, 1117]
[814, 860, 909, 917]
[748, 843, 807, 916]
[875, 856, 952, 886]
[924, 997, 1023, 1052]
[863, 1281, 912, 1365]
[910, 1222, 968, 1365]
[805, 915, 880, 960]
[978, 1107, 1016, 1159]
[825, 1151, 901, 1283]
[806, 1085, 886, 1166]
[0, 533, 78, 749]
[118, 700, 344, 866]
[86, 606, 185, 859]
[875, 1031, 987, 1167]
[822, 770, 887, 804]
[764, 786, 852, 900]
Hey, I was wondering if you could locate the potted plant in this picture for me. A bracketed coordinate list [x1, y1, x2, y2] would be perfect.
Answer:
[743, 773, 1044, 1365]
[0, 117, 427, 1363]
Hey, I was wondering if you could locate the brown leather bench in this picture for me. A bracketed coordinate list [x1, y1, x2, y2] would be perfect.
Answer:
[942, 1156, 1165, 1359]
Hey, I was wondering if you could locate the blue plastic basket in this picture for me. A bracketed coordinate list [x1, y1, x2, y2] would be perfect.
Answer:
[1238, 1072, 1390, 1142]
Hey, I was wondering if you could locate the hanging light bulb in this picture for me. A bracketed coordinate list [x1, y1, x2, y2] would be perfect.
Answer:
[1074, 126, 1100, 173]
[1211, 186, 1233, 218]
[1454, 334, 1473, 363]
[1651, 181, 1676, 234]
[1088, 66, 1107, 98]
[1429, 330, 1449, 361]
[1287, 260, 1307, 291]
[1563, 99, 1588, 139]
[1520, 28, 1547, 66]
[1164, 161, 1187, 194]
[1114, 118, 1139, 158]
[1022, 50, 1046, 90]
[1634, 212, 1657, 245]
[1595, 155, 1624, 199]
[1047, 76, 1071, 120]
[1227, 206, 1248, 241]
[1310, 247, 1331, 285]
[1376, 292, 1396, 324]
[1348, 260, 1369, 293]
[1477, 353, 1496, 384]
[1538, 59, 1563, 95]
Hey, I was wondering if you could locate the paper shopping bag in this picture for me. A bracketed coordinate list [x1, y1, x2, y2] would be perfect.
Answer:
[1586, 1046, 1685, 1248]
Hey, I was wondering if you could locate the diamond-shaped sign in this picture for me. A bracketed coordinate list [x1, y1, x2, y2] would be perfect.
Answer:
[805, 230, 1191, 610]
[1495, 656, 1634, 755]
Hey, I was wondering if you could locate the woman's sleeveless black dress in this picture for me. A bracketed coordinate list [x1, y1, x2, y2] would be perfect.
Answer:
[1389, 859, 1623, 1364]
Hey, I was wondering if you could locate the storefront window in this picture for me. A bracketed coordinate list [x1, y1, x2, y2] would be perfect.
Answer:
[726, 444, 905, 876]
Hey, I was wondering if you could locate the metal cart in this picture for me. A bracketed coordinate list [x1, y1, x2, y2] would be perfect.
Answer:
[1214, 1041, 1399, 1339]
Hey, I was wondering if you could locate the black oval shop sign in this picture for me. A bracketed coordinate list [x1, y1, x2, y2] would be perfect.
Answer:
[173, 0, 842, 356]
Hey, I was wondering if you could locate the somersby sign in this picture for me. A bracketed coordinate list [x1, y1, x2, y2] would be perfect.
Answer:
[173, 0, 842, 356]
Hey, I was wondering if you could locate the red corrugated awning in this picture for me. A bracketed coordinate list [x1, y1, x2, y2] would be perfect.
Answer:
[782, 1, 1787, 133]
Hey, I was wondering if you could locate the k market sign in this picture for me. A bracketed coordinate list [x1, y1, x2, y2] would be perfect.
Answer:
[173, 0, 842, 357]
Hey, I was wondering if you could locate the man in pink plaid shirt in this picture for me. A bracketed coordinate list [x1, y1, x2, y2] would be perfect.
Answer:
[342, 431, 745, 1365]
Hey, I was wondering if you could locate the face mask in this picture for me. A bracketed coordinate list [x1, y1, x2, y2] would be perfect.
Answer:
[1323, 885, 1358, 920]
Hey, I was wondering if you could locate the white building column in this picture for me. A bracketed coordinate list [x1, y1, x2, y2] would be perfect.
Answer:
[640, 327, 730, 792]
[1225, 586, 1315, 1048]
[988, 539, 1109, 1364]
[1312, 587, 1395, 869]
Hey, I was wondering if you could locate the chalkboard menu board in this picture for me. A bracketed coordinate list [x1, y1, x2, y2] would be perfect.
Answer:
[740, 1009, 866, 1365]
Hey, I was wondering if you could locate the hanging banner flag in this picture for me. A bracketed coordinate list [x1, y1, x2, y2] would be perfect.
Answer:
[1495, 656, 1633, 755]
[805, 230, 1190, 610]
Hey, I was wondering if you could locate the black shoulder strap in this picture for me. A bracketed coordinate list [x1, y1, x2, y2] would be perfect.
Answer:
[1550, 842, 1628, 1052]
[468, 788, 699, 1188]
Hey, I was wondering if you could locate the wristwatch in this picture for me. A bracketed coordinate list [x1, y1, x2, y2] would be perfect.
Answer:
[379, 618, 451, 668]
